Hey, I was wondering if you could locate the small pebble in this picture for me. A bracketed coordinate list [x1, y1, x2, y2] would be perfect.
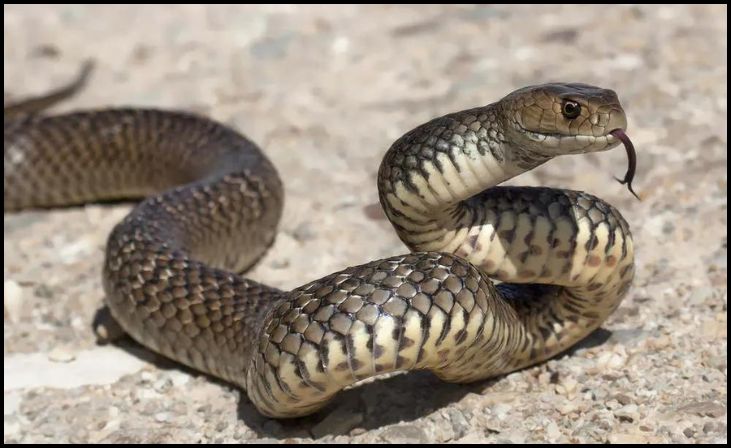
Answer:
[558, 376, 578, 395]
[291, 221, 317, 242]
[614, 404, 640, 423]
[169, 371, 191, 387]
[379, 425, 429, 444]
[614, 393, 633, 405]
[557, 400, 579, 415]
[648, 335, 672, 350]
[48, 346, 76, 363]
[446, 408, 471, 439]
[154, 412, 171, 423]
[677, 401, 726, 418]
[545, 421, 561, 441]
[4, 280, 25, 323]
[153, 378, 173, 393]
[688, 287, 714, 306]
[492, 403, 511, 420]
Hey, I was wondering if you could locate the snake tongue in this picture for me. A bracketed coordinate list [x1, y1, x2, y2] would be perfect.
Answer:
[610, 129, 640, 201]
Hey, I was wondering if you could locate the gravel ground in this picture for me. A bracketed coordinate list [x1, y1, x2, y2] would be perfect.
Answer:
[4, 4, 727, 444]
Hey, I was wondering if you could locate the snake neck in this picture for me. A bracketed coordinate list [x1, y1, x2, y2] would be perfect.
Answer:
[377, 106, 635, 374]
[377, 105, 547, 252]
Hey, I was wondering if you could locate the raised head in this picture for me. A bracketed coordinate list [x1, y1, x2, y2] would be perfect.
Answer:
[498, 82, 628, 156]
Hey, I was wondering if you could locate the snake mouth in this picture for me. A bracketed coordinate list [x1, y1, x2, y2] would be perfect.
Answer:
[610, 128, 640, 200]
[517, 122, 639, 200]
[514, 121, 618, 145]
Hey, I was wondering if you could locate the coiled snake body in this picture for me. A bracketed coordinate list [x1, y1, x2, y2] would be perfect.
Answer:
[4, 68, 635, 418]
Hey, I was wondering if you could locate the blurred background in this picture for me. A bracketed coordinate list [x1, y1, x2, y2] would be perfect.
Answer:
[4, 4, 727, 444]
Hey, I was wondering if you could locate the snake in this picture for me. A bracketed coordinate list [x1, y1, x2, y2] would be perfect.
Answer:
[4, 63, 637, 418]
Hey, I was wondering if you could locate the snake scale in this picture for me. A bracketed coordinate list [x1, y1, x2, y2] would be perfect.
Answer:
[4, 64, 636, 418]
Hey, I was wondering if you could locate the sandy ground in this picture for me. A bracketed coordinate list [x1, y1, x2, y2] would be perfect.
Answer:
[3, 4, 727, 443]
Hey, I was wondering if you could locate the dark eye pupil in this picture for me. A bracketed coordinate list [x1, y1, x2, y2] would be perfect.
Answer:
[563, 101, 580, 118]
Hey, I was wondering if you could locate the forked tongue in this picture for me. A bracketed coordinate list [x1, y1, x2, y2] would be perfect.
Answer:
[610, 129, 640, 200]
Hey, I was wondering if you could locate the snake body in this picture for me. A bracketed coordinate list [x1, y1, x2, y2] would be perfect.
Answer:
[4, 70, 635, 418]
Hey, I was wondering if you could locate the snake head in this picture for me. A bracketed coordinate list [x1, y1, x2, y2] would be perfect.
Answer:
[499, 83, 627, 157]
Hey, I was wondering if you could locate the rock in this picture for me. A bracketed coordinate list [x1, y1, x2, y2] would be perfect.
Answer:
[48, 346, 76, 363]
[269, 258, 290, 269]
[491, 403, 511, 420]
[537, 371, 552, 385]
[647, 335, 672, 350]
[590, 347, 628, 373]
[169, 371, 191, 387]
[688, 287, 714, 306]
[614, 404, 640, 423]
[594, 351, 613, 370]
[607, 352, 628, 370]
[557, 376, 578, 395]
[93, 307, 127, 344]
[291, 221, 317, 242]
[614, 393, 634, 406]
[446, 408, 471, 440]
[701, 316, 726, 340]
[4, 280, 25, 323]
[379, 425, 429, 444]
[153, 378, 173, 393]
[676, 401, 726, 418]
[33, 283, 54, 299]
[557, 400, 579, 415]
[545, 421, 561, 441]
[154, 412, 172, 423]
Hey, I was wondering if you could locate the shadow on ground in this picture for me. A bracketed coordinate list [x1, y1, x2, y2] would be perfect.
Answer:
[98, 304, 613, 439]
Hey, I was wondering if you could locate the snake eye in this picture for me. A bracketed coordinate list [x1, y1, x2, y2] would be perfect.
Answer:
[562, 100, 581, 119]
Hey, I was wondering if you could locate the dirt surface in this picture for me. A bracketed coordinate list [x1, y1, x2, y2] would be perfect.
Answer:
[4, 4, 727, 443]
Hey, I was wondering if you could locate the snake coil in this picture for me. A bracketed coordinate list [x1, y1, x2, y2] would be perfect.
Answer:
[4, 65, 635, 417]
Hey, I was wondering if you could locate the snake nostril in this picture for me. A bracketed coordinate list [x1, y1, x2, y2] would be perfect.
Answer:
[607, 109, 628, 132]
